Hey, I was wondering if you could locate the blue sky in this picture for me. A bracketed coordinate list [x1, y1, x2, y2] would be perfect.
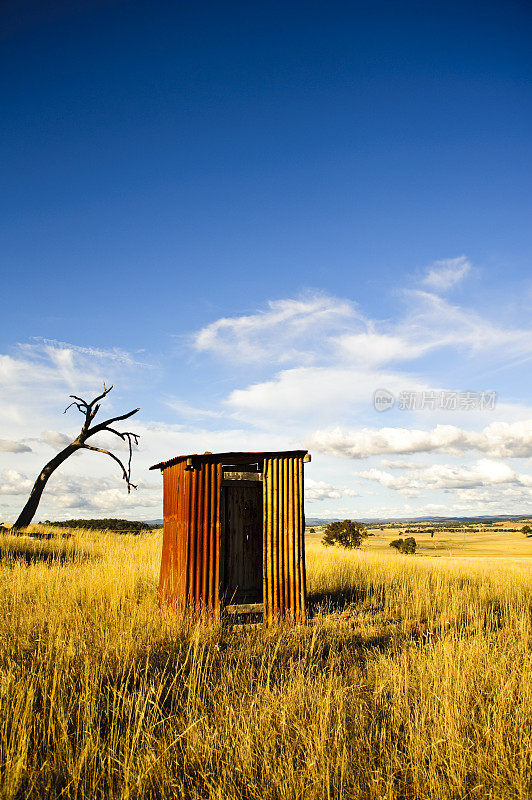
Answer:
[1, 0, 531, 520]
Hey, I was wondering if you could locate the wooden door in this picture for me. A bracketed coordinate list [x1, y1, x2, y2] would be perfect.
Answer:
[221, 480, 263, 604]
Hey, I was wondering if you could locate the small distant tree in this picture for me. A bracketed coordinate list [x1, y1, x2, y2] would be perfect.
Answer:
[522, 525, 532, 537]
[322, 519, 367, 549]
[390, 537, 417, 554]
[402, 536, 417, 554]
[390, 538, 404, 551]
[309, 527, 316, 534]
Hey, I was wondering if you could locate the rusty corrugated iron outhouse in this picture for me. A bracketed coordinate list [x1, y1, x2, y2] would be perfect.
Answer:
[149, 450, 310, 624]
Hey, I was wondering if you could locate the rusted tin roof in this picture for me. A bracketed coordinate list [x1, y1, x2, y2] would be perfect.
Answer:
[149, 449, 308, 471]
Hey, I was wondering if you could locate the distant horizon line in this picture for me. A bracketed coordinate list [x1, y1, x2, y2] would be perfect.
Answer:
[19, 513, 532, 527]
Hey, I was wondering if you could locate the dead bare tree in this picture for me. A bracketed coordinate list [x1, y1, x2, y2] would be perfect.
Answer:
[11, 384, 140, 531]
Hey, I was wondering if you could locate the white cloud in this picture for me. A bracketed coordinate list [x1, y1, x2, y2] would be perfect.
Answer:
[226, 366, 427, 423]
[305, 479, 342, 501]
[191, 281, 532, 428]
[42, 430, 73, 449]
[308, 420, 532, 459]
[0, 440, 32, 453]
[303, 479, 360, 502]
[358, 459, 531, 498]
[447, 484, 532, 508]
[335, 331, 428, 365]
[421, 256, 471, 291]
[0, 470, 33, 495]
[379, 459, 422, 469]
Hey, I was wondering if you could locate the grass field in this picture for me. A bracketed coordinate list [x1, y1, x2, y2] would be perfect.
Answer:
[308, 519, 532, 560]
[0, 524, 531, 799]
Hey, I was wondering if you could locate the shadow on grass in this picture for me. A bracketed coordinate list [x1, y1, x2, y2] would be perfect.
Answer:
[0, 541, 100, 566]
[306, 584, 383, 618]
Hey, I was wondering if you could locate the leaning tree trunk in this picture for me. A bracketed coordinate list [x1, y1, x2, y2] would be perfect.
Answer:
[12, 444, 80, 530]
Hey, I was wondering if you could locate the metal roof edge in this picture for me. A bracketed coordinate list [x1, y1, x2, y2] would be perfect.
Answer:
[149, 449, 309, 471]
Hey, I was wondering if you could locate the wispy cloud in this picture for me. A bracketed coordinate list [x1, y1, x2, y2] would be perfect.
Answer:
[164, 398, 223, 420]
[421, 255, 471, 291]
[194, 293, 360, 364]
[30, 338, 152, 368]
[400, 290, 532, 358]
[2, 339, 145, 401]
[0, 339, 147, 438]
[192, 276, 532, 427]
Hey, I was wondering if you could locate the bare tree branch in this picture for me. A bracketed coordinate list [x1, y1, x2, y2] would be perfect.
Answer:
[64, 399, 87, 417]
[102, 426, 139, 442]
[81, 444, 138, 492]
[63, 383, 115, 431]
[89, 382, 113, 406]
[85, 407, 140, 437]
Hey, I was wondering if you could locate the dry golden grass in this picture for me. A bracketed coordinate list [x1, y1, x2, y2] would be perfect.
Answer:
[0, 526, 531, 799]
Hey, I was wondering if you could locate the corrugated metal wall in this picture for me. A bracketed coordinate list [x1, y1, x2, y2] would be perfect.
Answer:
[159, 460, 222, 617]
[263, 455, 306, 624]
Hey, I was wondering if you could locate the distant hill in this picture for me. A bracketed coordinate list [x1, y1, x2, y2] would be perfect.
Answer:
[42, 515, 529, 530]
[45, 518, 156, 532]
[147, 515, 531, 527]
[305, 515, 531, 526]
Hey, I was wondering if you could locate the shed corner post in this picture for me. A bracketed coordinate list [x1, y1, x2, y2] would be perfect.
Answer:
[299, 454, 308, 624]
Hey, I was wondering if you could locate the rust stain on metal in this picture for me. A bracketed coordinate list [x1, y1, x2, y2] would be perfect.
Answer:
[154, 450, 308, 623]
